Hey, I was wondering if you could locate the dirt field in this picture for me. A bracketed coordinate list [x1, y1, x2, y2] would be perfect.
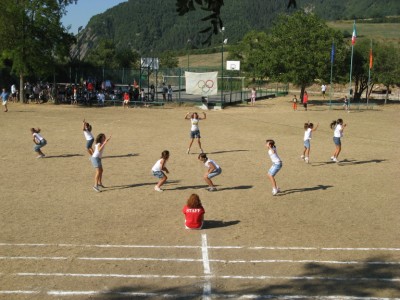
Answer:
[1, 96, 399, 299]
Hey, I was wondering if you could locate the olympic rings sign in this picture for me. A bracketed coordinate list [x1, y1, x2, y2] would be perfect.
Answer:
[197, 80, 214, 93]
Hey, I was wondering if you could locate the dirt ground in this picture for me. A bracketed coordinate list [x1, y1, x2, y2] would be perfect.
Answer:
[0, 96, 399, 299]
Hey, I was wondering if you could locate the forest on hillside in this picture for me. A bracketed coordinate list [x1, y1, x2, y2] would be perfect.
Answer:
[79, 0, 400, 56]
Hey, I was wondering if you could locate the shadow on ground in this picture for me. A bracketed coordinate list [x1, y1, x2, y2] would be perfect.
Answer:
[277, 184, 333, 196]
[44, 153, 83, 159]
[92, 255, 400, 299]
[103, 153, 138, 159]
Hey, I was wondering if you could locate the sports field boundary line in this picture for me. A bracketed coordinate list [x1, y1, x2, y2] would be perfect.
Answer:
[2, 290, 399, 299]
[201, 234, 212, 300]
[1, 256, 399, 265]
[14, 272, 400, 282]
[1, 243, 400, 251]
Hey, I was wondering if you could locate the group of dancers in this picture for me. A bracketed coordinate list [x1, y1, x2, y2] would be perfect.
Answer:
[30, 112, 347, 230]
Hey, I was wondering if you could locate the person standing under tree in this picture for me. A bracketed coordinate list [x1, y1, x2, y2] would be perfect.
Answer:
[292, 95, 298, 111]
[321, 84, 327, 99]
[167, 84, 173, 101]
[302, 91, 308, 111]
[250, 87, 256, 106]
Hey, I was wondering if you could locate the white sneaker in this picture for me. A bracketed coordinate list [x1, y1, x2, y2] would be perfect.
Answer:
[330, 156, 335, 161]
[187, 149, 190, 154]
[154, 186, 163, 192]
[300, 155, 305, 160]
[36, 155, 44, 159]
[92, 186, 101, 193]
[272, 188, 278, 196]
[332, 157, 339, 163]
[305, 157, 309, 163]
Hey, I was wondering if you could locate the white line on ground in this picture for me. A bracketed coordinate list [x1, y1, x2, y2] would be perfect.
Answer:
[201, 234, 212, 300]
[1, 242, 399, 251]
[1, 290, 398, 299]
[0, 291, 39, 295]
[1, 256, 399, 265]
[46, 291, 400, 299]
[0, 256, 68, 260]
[15, 272, 400, 282]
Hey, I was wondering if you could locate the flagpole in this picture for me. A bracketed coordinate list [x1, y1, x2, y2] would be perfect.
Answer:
[367, 39, 372, 108]
[349, 20, 356, 109]
[329, 40, 334, 108]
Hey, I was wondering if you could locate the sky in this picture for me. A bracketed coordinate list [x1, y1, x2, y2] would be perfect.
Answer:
[61, 0, 127, 35]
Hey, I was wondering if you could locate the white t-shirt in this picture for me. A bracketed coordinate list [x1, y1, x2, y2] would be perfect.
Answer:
[321, 85, 326, 92]
[33, 132, 44, 143]
[334, 124, 343, 138]
[191, 118, 199, 131]
[83, 129, 94, 141]
[268, 147, 281, 164]
[304, 128, 312, 141]
[152, 159, 165, 172]
[205, 159, 220, 170]
[92, 143, 104, 158]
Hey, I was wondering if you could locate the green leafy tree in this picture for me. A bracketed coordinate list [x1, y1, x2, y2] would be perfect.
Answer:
[228, 31, 269, 83]
[159, 51, 179, 69]
[114, 47, 140, 69]
[86, 39, 117, 69]
[263, 11, 347, 100]
[0, 0, 75, 101]
[373, 43, 400, 104]
[350, 40, 371, 101]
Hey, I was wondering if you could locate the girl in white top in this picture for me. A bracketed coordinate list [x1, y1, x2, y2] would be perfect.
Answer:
[184, 112, 206, 154]
[82, 119, 94, 156]
[91, 133, 111, 192]
[151, 150, 170, 192]
[266, 139, 282, 196]
[301, 122, 319, 163]
[198, 153, 222, 191]
[31, 127, 47, 158]
[250, 87, 256, 106]
[330, 118, 346, 163]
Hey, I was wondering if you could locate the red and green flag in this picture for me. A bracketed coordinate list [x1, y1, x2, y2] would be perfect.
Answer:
[369, 48, 373, 69]
[351, 21, 357, 45]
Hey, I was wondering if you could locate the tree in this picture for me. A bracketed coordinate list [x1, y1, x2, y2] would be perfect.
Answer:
[263, 11, 347, 100]
[159, 51, 179, 69]
[228, 31, 269, 83]
[350, 40, 370, 101]
[373, 43, 400, 104]
[0, 0, 75, 102]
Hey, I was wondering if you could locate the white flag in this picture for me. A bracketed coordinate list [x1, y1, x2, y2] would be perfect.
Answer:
[185, 71, 218, 96]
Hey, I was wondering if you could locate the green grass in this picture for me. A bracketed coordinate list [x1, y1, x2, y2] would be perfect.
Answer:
[178, 52, 226, 69]
[327, 21, 400, 43]
[178, 21, 400, 68]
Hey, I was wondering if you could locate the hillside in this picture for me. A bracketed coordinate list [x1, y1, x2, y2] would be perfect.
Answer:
[77, 0, 400, 59]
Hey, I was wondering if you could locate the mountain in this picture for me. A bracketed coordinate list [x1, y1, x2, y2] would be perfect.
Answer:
[76, 0, 400, 59]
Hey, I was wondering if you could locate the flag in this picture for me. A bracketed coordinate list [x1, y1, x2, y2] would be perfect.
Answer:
[330, 42, 335, 64]
[351, 21, 357, 45]
[369, 48, 373, 69]
[185, 71, 218, 96]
